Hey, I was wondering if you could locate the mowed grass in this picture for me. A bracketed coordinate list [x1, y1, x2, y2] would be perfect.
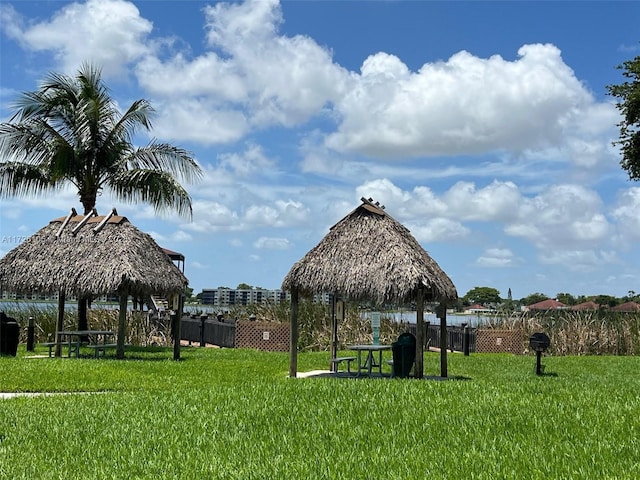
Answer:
[1, 346, 639, 479]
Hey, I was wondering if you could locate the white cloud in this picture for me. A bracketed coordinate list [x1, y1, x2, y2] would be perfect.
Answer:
[327, 44, 608, 166]
[475, 248, 520, 268]
[538, 249, 619, 272]
[187, 198, 310, 233]
[219, 144, 276, 177]
[4, 0, 152, 78]
[147, 230, 192, 243]
[151, 99, 249, 145]
[407, 218, 470, 243]
[505, 184, 610, 249]
[253, 237, 292, 250]
[611, 187, 640, 244]
[190, 261, 209, 270]
[134, 0, 349, 145]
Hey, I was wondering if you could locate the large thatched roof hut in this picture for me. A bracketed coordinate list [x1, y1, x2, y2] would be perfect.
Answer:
[0, 208, 188, 357]
[282, 197, 458, 378]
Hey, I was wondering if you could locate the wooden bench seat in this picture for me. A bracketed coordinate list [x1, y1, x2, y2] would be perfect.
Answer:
[330, 356, 357, 374]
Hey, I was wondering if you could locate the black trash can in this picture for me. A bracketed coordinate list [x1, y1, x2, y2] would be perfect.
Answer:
[0, 311, 20, 357]
[392, 332, 416, 378]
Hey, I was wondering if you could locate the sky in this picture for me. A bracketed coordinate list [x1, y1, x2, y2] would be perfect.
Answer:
[1, 0, 640, 301]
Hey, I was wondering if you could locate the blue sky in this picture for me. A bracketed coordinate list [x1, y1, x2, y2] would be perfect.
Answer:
[1, 0, 640, 301]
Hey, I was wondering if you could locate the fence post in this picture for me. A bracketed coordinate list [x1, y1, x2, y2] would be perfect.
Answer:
[26, 316, 35, 351]
[463, 323, 470, 356]
[200, 315, 206, 347]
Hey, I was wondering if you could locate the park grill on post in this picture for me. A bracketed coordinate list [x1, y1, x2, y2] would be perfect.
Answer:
[529, 332, 550, 375]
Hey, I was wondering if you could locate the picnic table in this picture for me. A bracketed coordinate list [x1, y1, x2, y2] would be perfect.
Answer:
[50, 330, 118, 358]
[349, 344, 392, 377]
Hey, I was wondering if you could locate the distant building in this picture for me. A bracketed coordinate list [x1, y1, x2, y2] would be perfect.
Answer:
[464, 304, 493, 314]
[609, 301, 640, 312]
[524, 298, 567, 311]
[570, 301, 601, 311]
[201, 288, 289, 307]
[199, 288, 332, 307]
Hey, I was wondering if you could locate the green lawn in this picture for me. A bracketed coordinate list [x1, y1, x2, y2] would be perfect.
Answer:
[1, 346, 639, 479]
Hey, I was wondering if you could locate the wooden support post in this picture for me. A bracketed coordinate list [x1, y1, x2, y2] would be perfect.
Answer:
[289, 287, 299, 378]
[26, 316, 35, 351]
[173, 293, 183, 360]
[330, 292, 338, 372]
[415, 288, 424, 379]
[439, 304, 448, 378]
[55, 291, 65, 358]
[117, 291, 127, 359]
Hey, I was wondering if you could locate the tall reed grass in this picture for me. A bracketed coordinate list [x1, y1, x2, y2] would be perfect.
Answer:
[0, 302, 172, 347]
[484, 309, 640, 355]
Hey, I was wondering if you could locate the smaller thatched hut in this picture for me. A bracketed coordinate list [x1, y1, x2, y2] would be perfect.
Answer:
[0, 208, 188, 357]
[282, 197, 458, 378]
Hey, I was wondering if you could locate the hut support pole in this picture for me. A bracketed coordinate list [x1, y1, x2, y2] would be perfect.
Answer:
[439, 304, 448, 378]
[289, 287, 299, 378]
[415, 288, 425, 379]
[173, 293, 183, 361]
[55, 291, 65, 357]
[116, 291, 127, 359]
[330, 292, 338, 371]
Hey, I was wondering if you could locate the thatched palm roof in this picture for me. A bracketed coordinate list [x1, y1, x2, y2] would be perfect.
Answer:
[0, 208, 187, 298]
[282, 198, 457, 305]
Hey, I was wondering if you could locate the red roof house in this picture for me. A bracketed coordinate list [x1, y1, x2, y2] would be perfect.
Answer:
[527, 299, 567, 311]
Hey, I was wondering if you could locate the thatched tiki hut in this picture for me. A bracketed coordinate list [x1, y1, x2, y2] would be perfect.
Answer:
[282, 197, 458, 378]
[0, 208, 188, 358]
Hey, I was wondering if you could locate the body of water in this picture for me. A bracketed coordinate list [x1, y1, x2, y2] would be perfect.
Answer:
[376, 311, 493, 327]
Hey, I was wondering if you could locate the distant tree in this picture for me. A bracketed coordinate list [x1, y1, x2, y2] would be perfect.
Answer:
[462, 286, 501, 305]
[556, 292, 577, 306]
[593, 294, 619, 308]
[195, 292, 203, 302]
[237, 283, 253, 290]
[607, 52, 640, 179]
[521, 293, 548, 306]
[183, 287, 194, 301]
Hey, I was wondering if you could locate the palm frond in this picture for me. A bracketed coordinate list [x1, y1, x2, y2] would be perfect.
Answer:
[107, 169, 194, 219]
[126, 143, 203, 183]
[0, 162, 60, 198]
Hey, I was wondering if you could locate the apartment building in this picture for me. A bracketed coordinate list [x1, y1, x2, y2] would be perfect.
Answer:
[200, 288, 331, 307]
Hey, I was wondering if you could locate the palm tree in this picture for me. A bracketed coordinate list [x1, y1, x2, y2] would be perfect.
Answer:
[0, 63, 203, 329]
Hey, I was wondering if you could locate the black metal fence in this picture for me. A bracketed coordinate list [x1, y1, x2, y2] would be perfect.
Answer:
[180, 316, 477, 353]
[180, 315, 236, 348]
[407, 323, 476, 353]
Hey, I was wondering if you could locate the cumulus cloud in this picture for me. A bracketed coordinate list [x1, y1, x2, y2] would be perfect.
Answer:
[135, 0, 349, 144]
[147, 230, 192, 243]
[505, 184, 610, 249]
[538, 249, 619, 272]
[253, 236, 292, 250]
[5, 0, 614, 167]
[2, 0, 152, 78]
[219, 144, 276, 177]
[475, 248, 520, 268]
[611, 187, 640, 244]
[187, 198, 310, 233]
[357, 178, 522, 223]
[326, 44, 614, 168]
[407, 218, 470, 243]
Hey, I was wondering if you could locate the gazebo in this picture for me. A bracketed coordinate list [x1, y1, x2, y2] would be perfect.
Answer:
[0, 208, 188, 358]
[282, 197, 458, 378]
